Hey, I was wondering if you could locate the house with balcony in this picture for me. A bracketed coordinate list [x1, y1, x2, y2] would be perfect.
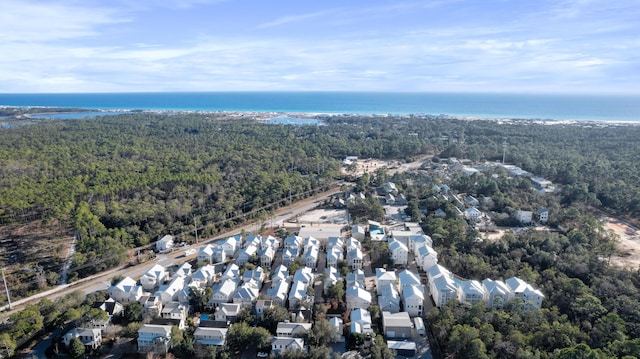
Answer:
[63, 328, 102, 351]
[208, 278, 238, 308]
[402, 285, 425, 317]
[482, 279, 512, 309]
[137, 324, 172, 355]
[109, 276, 143, 303]
[194, 327, 228, 347]
[389, 239, 409, 266]
[271, 337, 305, 355]
[140, 264, 168, 291]
[458, 280, 487, 305]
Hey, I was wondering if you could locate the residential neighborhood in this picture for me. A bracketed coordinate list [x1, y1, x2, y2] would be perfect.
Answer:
[29, 158, 554, 359]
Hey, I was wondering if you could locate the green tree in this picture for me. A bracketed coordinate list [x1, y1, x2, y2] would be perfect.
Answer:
[0, 333, 16, 358]
[68, 337, 85, 359]
[259, 306, 291, 334]
[124, 301, 144, 323]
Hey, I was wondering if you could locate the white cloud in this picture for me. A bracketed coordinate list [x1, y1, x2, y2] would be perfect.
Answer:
[0, 0, 128, 42]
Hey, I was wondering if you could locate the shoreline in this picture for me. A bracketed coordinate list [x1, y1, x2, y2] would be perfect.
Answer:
[1, 106, 639, 126]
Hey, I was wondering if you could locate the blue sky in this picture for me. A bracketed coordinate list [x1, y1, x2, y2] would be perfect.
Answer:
[1, 0, 639, 93]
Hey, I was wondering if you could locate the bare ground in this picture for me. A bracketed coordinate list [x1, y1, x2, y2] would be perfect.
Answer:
[341, 154, 433, 177]
[604, 218, 640, 269]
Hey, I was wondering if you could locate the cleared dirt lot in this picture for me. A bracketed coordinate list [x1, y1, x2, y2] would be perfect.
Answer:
[604, 218, 640, 269]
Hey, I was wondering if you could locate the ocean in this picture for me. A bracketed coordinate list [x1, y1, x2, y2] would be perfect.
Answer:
[1, 92, 639, 122]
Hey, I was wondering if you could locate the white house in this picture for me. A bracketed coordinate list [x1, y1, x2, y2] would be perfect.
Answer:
[324, 267, 342, 295]
[245, 235, 262, 248]
[346, 237, 362, 251]
[212, 247, 225, 263]
[63, 328, 102, 350]
[140, 295, 163, 319]
[347, 247, 363, 270]
[175, 262, 192, 278]
[329, 317, 344, 342]
[378, 283, 401, 314]
[383, 182, 398, 194]
[326, 246, 344, 268]
[266, 278, 290, 306]
[506, 276, 544, 309]
[194, 327, 228, 347]
[293, 267, 315, 285]
[389, 239, 409, 266]
[108, 276, 143, 303]
[416, 245, 438, 271]
[221, 236, 240, 258]
[242, 267, 266, 289]
[284, 235, 304, 250]
[233, 284, 260, 308]
[140, 264, 168, 291]
[304, 245, 319, 269]
[482, 279, 512, 309]
[214, 303, 242, 323]
[191, 264, 217, 288]
[221, 263, 240, 282]
[90, 298, 123, 330]
[137, 324, 172, 354]
[198, 244, 215, 263]
[156, 235, 174, 253]
[289, 280, 312, 310]
[431, 276, 458, 308]
[276, 322, 313, 337]
[402, 285, 425, 317]
[409, 234, 433, 252]
[208, 279, 237, 307]
[536, 208, 549, 223]
[426, 264, 451, 286]
[346, 285, 372, 310]
[375, 268, 397, 295]
[283, 247, 301, 266]
[464, 207, 482, 222]
[160, 302, 188, 329]
[236, 244, 258, 265]
[350, 308, 373, 334]
[154, 276, 186, 304]
[397, 269, 421, 292]
[346, 269, 365, 289]
[271, 337, 305, 355]
[458, 280, 487, 305]
[272, 265, 289, 282]
[515, 210, 533, 225]
[262, 235, 280, 251]
[259, 246, 275, 268]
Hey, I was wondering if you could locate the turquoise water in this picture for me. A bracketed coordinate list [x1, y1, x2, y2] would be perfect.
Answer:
[28, 111, 134, 120]
[0, 92, 639, 121]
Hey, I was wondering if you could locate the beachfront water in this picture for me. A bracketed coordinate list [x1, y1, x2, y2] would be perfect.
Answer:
[1, 92, 639, 121]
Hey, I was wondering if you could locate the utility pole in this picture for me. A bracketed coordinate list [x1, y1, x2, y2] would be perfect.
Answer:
[502, 139, 507, 164]
[2, 268, 11, 310]
[193, 215, 198, 243]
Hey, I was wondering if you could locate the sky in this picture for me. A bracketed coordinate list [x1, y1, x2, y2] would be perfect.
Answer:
[1, 0, 639, 94]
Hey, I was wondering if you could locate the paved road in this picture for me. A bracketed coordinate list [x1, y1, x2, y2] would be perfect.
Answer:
[0, 187, 341, 319]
